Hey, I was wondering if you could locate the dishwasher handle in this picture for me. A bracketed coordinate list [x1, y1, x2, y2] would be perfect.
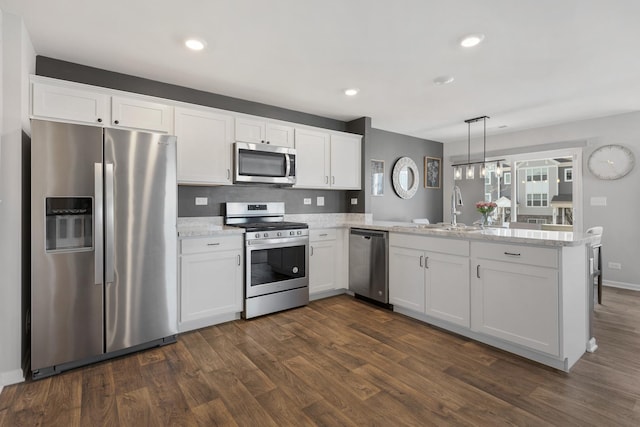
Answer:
[350, 228, 387, 239]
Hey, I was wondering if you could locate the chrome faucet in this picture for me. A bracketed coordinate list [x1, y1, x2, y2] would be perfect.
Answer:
[451, 186, 463, 226]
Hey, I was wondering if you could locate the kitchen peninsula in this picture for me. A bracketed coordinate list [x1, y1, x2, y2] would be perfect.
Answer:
[179, 215, 597, 371]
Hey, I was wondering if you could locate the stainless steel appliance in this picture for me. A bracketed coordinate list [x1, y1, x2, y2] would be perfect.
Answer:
[349, 229, 390, 306]
[225, 202, 308, 318]
[30, 120, 177, 379]
[234, 142, 296, 185]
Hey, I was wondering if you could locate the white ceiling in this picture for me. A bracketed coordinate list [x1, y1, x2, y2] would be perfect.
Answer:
[2, 0, 640, 143]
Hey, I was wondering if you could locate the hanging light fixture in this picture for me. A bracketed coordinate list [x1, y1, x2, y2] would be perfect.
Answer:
[466, 119, 475, 179]
[480, 117, 487, 177]
[452, 115, 505, 181]
[495, 161, 503, 177]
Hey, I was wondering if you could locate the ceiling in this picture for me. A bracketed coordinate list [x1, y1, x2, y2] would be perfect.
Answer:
[2, 0, 639, 143]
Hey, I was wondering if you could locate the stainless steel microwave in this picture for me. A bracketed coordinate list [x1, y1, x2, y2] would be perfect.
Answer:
[234, 142, 296, 185]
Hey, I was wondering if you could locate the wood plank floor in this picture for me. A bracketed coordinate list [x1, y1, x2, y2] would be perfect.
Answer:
[1, 287, 639, 426]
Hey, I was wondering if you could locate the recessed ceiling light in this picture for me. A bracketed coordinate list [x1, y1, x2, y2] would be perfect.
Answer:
[433, 75, 455, 85]
[460, 33, 485, 48]
[344, 88, 359, 96]
[185, 38, 206, 51]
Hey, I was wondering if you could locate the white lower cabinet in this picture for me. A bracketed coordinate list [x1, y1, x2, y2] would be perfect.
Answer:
[389, 234, 470, 327]
[309, 228, 346, 297]
[471, 243, 560, 356]
[179, 235, 243, 332]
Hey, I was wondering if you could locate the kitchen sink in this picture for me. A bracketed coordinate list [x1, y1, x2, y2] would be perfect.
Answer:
[414, 223, 483, 232]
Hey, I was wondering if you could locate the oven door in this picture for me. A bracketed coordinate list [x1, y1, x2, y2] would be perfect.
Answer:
[246, 236, 309, 298]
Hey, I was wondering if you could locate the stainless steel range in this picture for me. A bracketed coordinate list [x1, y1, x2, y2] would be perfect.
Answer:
[225, 202, 309, 319]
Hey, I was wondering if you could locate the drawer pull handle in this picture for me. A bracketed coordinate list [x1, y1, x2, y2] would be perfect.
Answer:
[207, 243, 220, 246]
[310, 246, 314, 256]
[419, 255, 424, 267]
[504, 252, 521, 257]
[237, 254, 241, 266]
[319, 233, 328, 237]
[477, 264, 480, 278]
[425, 256, 429, 269]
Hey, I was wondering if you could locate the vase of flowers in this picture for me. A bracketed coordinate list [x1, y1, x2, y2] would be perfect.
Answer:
[475, 201, 497, 228]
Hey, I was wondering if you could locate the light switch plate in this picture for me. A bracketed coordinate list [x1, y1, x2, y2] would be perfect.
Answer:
[317, 196, 325, 206]
[303, 198, 312, 205]
[351, 198, 358, 205]
[195, 197, 208, 206]
[590, 196, 607, 206]
[608, 262, 622, 270]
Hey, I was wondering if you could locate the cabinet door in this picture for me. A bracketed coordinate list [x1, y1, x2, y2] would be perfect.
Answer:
[32, 81, 109, 125]
[266, 123, 295, 147]
[180, 250, 243, 323]
[111, 96, 173, 133]
[295, 128, 330, 188]
[471, 259, 559, 355]
[389, 246, 425, 312]
[425, 252, 470, 327]
[309, 240, 336, 294]
[175, 107, 233, 185]
[235, 117, 266, 144]
[330, 134, 361, 189]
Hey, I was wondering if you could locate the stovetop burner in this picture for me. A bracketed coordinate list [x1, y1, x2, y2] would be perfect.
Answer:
[234, 221, 309, 232]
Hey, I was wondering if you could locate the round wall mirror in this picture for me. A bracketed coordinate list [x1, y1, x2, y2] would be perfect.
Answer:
[392, 157, 419, 199]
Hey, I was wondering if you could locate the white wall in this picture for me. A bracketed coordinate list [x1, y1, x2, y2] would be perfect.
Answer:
[0, 10, 34, 390]
[444, 112, 640, 289]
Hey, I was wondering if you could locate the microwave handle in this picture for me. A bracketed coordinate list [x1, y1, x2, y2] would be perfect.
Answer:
[285, 153, 291, 177]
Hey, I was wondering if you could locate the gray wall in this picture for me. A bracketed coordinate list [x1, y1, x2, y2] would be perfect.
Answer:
[368, 128, 443, 223]
[558, 166, 572, 194]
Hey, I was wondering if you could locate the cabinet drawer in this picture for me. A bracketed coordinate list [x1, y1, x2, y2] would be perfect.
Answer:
[310, 228, 337, 242]
[390, 232, 469, 257]
[181, 235, 243, 254]
[471, 242, 558, 268]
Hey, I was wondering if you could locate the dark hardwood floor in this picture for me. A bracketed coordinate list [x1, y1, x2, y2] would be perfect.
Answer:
[1, 287, 639, 426]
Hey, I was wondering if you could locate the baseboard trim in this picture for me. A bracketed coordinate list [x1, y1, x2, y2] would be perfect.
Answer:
[604, 281, 640, 292]
[1, 369, 25, 391]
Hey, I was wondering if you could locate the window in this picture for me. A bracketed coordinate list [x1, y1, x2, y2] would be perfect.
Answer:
[526, 193, 548, 207]
[503, 172, 511, 185]
[564, 168, 573, 182]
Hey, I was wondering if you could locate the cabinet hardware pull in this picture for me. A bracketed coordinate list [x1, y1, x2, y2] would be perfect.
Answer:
[319, 233, 328, 237]
[477, 264, 480, 278]
[207, 242, 220, 246]
[97, 118, 102, 123]
[425, 257, 429, 269]
[504, 252, 521, 257]
[237, 254, 241, 266]
[227, 169, 231, 179]
[325, 176, 329, 184]
[114, 120, 119, 125]
[419, 255, 424, 267]
[310, 246, 314, 256]
[332, 176, 335, 184]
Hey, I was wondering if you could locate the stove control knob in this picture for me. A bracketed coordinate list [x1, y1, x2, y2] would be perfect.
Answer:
[297, 231, 302, 235]
[277, 232, 282, 237]
[290, 231, 295, 236]
[263, 233, 268, 238]
[255, 233, 260, 238]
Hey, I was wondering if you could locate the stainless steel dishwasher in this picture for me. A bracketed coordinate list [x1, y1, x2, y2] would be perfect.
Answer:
[349, 228, 390, 306]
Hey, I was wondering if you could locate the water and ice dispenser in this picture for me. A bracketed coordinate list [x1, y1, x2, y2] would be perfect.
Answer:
[45, 197, 93, 252]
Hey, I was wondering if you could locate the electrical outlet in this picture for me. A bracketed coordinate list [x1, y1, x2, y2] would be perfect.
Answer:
[608, 262, 622, 270]
[316, 196, 325, 206]
[195, 197, 208, 206]
[351, 198, 358, 205]
[303, 198, 312, 205]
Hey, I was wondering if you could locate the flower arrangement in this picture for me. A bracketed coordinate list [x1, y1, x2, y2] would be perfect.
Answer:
[475, 201, 497, 215]
[475, 201, 497, 227]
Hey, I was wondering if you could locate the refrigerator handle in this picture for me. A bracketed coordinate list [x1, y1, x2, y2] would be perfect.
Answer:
[105, 163, 115, 283]
[94, 163, 104, 284]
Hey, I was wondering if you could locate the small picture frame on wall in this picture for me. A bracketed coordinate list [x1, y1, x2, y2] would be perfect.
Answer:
[371, 159, 384, 196]
[425, 156, 441, 189]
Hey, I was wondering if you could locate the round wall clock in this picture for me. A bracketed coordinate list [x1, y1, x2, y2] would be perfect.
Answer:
[587, 144, 635, 180]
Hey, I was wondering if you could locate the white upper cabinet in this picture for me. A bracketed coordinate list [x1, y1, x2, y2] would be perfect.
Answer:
[330, 133, 361, 189]
[235, 117, 294, 147]
[111, 96, 173, 133]
[295, 128, 361, 189]
[295, 128, 331, 188]
[174, 107, 234, 185]
[32, 80, 109, 126]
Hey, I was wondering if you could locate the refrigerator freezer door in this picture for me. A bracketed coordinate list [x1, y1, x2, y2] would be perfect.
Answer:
[104, 128, 177, 352]
[31, 120, 104, 371]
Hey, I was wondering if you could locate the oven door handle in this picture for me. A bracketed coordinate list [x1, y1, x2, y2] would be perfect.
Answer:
[247, 236, 309, 249]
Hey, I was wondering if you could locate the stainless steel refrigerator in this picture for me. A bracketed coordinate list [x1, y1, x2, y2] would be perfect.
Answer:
[30, 119, 178, 379]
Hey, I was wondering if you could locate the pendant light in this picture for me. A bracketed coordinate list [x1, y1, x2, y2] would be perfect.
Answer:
[452, 115, 503, 181]
[466, 120, 475, 179]
[479, 117, 487, 178]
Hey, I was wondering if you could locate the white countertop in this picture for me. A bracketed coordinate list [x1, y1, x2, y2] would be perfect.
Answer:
[178, 214, 597, 247]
